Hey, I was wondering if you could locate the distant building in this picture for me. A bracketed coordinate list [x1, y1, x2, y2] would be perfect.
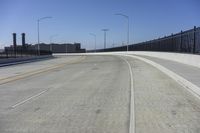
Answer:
[3, 33, 86, 54]
[5, 43, 86, 54]
[33, 43, 85, 53]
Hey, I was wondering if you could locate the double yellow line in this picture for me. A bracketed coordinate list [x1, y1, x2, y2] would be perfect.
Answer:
[0, 56, 86, 85]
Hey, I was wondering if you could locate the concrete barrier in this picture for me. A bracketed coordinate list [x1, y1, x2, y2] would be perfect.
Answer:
[54, 52, 200, 68]
[121, 54, 200, 99]
[0, 55, 53, 67]
[127, 51, 200, 68]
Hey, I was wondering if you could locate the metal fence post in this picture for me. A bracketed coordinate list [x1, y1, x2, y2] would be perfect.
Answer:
[13, 33, 17, 58]
[180, 31, 183, 52]
[171, 33, 174, 51]
[193, 26, 196, 54]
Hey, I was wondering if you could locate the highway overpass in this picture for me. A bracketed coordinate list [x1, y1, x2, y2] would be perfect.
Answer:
[0, 52, 200, 133]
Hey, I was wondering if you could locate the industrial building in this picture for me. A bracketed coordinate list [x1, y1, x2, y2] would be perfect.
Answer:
[36, 43, 85, 53]
[4, 33, 86, 56]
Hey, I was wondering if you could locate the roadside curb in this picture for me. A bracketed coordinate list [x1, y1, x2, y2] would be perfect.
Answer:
[119, 54, 200, 100]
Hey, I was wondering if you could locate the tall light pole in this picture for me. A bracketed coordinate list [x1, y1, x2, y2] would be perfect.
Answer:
[102, 29, 109, 51]
[37, 16, 52, 55]
[89, 33, 96, 52]
[115, 13, 129, 51]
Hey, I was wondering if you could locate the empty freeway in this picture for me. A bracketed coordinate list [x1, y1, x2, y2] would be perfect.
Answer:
[0, 54, 200, 133]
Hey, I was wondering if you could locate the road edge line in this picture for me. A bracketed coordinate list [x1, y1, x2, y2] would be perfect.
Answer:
[119, 56, 135, 133]
[122, 54, 200, 100]
[0, 56, 85, 85]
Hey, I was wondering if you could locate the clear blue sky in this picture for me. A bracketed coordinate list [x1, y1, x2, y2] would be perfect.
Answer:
[0, 0, 199, 50]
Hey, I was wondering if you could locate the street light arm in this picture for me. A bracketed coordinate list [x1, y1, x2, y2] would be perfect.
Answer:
[102, 29, 109, 31]
[115, 13, 129, 19]
[38, 16, 52, 21]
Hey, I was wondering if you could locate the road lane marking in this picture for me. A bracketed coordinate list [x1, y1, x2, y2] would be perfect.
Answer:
[0, 56, 85, 85]
[11, 89, 48, 109]
[122, 54, 200, 100]
[120, 56, 135, 133]
[0, 56, 85, 80]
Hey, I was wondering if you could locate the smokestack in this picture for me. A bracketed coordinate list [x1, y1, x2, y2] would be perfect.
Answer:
[13, 33, 17, 55]
[22, 33, 25, 48]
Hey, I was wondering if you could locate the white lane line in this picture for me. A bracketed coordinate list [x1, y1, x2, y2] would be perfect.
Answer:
[120, 56, 135, 133]
[11, 89, 48, 109]
[122, 54, 200, 100]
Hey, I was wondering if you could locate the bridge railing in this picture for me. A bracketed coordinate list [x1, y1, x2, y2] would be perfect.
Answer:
[89, 26, 200, 54]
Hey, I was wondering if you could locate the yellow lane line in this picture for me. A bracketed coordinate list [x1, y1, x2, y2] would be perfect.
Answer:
[0, 56, 86, 85]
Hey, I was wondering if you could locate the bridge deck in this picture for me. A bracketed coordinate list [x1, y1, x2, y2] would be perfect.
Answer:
[0, 55, 200, 133]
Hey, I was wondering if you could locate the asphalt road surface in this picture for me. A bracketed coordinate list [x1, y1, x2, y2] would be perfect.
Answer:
[0, 55, 200, 133]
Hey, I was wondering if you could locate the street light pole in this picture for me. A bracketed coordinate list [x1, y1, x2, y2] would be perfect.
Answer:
[37, 19, 40, 47]
[102, 29, 109, 51]
[115, 13, 129, 52]
[89, 33, 96, 52]
[37, 16, 52, 55]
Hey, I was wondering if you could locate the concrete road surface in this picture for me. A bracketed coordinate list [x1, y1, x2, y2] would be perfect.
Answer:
[0, 55, 200, 133]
